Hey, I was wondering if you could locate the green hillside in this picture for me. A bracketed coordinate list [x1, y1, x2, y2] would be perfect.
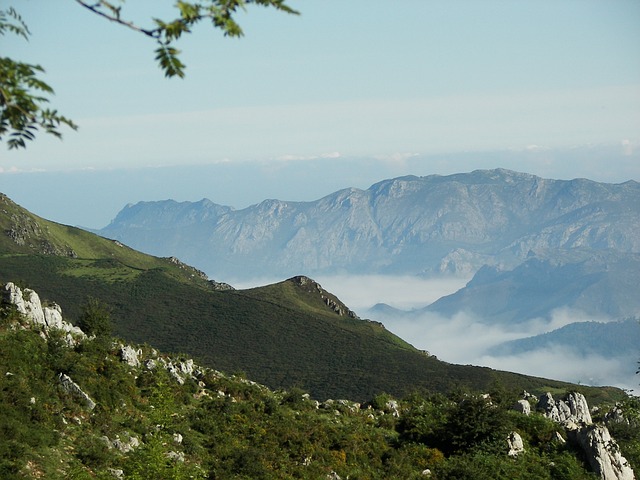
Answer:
[1, 298, 639, 479]
[0, 193, 625, 403]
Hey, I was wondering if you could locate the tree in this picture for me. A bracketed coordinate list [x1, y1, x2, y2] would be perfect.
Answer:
[1, 1, 298, 149]
[77, 298, 112, 338]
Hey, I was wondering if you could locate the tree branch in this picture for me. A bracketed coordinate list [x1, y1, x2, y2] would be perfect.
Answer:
[74, 0, 160, 39]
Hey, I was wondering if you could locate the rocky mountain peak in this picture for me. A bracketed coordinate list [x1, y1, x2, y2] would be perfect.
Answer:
[288, 276, 360, 319]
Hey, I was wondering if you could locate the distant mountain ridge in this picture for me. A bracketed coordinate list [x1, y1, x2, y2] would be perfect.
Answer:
[425, 250, 640, 322]
[98, 169, 640, 281]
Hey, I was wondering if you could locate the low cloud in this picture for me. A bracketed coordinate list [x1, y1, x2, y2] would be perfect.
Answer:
[322, 275, 638, 392]
[479, 348, 637, 393]
[314, 274, 470, 312]
[376, 308, 637, 392]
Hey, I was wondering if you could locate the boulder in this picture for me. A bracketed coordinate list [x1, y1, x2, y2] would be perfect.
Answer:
[513, 399, 531, 415]
[166, 451, 185, 462]
[58, 373, 96, 410]
[507, 431, 525, 457]
[119, 345, 141, 367]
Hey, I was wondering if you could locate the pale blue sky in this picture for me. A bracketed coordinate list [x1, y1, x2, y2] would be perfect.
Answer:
[1, 0, 640, 227]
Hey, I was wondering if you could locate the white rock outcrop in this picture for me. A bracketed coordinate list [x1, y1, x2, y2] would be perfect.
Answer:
[539, 392, 635, 480]
[2, 282, 85, 343]
[538, 392, 592, 425]
[572, 424, 635, 480]
[507, 431, 525, 457]
[119, 345, 141, 368]
[513, 399, 531, 416]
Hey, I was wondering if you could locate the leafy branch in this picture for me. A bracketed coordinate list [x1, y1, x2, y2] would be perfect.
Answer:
[0, 8, 78, 149]
[75, 0, 299, 78]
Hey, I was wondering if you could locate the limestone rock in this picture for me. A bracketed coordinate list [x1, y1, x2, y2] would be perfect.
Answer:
[22, 288, 45, 326]
[108, 468, 124, 479]
[2, 282, 85, 343]
[43, 303, 64, 329]
[538, 392, 592, 425]
[119, 345, 141, 367]
[507, 431, 525, 457]
[605, 405, 628, 426]
[513, 399, 531, 415]
[573, 424, 635, 480]
[567, 391, 592, 424]
[2, 282, 27, 314]
[58, 373, 96, 410]
[166, 451, 185, 462]
[103, 434, 140, 453]
[385, 399, 400, 417]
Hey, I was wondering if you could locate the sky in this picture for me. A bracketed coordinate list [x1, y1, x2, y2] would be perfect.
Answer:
[1, 0, 639, 228]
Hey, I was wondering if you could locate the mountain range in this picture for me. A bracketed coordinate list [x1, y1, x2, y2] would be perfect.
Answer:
[97, 168, 640, 281]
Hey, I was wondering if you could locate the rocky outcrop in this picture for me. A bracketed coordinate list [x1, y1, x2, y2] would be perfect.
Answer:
[1, 282, 85, 344]
[101, 433, 141, 453]
[291, 276, 360, 319]
[119, 345, 142, 368]
[513, 399, 531, 416]
[538, 392, 635, 480]
[537, 392, 592, 425]
[572, 424, 635, 480]
[1, 194, 77, 257]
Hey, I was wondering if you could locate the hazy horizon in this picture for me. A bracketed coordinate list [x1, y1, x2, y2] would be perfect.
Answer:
[3, 144, 639, 229]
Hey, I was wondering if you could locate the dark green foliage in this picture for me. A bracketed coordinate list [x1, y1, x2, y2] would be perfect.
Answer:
[77, 297, 112, 337]
[398, 390, 510, 456]
[605, 396, 640, 473]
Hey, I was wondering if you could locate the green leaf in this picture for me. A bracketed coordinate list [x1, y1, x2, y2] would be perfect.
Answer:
[154, 44, 186, 78]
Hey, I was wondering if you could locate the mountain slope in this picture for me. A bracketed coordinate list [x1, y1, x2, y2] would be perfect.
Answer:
[489, 318, 640, 357]
[0, 193, 620, 402]
[425, 250, 640, 323]
[96, 169, 640, 280]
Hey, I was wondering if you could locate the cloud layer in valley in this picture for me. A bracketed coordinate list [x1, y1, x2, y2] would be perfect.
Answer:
[304, 275, 639, 393]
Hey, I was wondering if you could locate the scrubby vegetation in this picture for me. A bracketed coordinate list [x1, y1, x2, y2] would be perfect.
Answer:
[1, 300, 637, 479]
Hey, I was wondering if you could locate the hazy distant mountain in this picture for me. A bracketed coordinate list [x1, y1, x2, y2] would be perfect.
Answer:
[489, 318, 640, 357]
[98, 169, 640, 282]
[425, 250, 640, 323]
